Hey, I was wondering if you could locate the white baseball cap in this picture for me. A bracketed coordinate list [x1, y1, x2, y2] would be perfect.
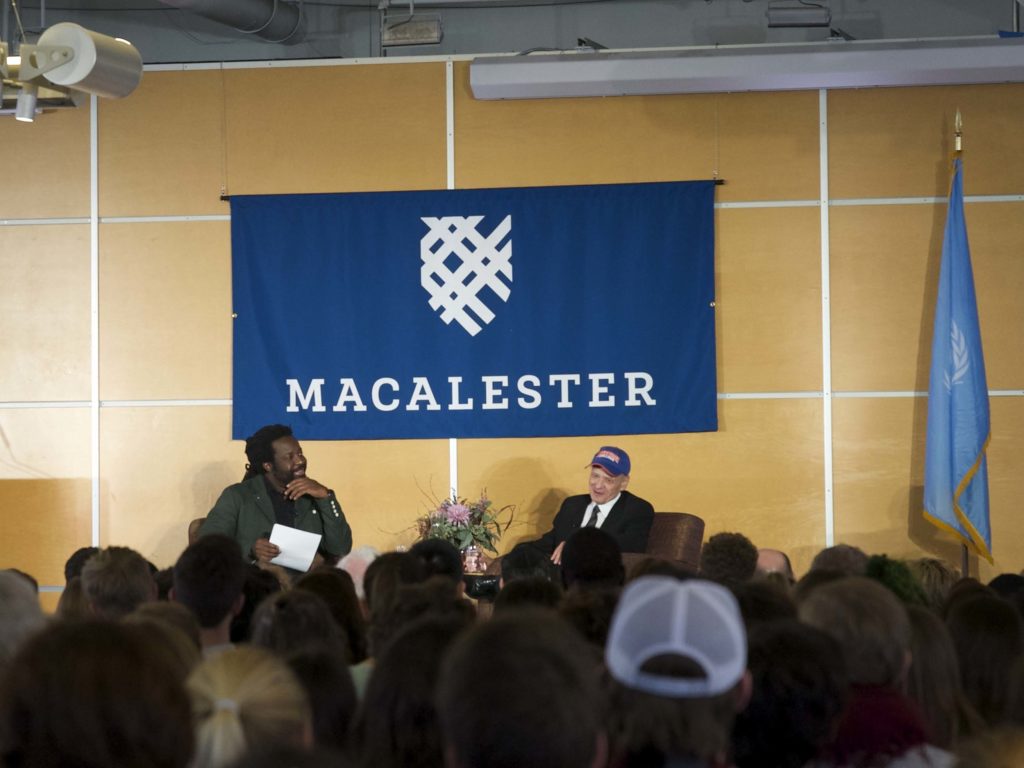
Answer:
[605, 576, 747, 698]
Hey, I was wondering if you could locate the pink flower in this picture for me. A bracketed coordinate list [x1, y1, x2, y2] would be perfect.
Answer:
[445, 503, 471, 524]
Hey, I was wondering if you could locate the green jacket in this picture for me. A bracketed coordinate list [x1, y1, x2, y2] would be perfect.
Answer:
[199, 474, 353, 565]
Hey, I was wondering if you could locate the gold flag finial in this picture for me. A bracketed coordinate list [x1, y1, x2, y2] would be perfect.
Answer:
[955, 109, 963, 153]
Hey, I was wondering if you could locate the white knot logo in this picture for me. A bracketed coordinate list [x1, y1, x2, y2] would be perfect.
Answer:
[420, 215, 513, 336]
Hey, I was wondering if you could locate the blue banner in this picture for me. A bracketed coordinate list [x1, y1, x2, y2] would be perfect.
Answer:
[923, 159, 992, 561]
[230, 181, 717, 440]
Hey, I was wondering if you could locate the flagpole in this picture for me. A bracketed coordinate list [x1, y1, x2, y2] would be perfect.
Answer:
[957, 108, 964, 581]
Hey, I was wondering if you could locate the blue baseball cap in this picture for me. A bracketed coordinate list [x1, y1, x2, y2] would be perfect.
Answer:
[589, 446, 631, 476]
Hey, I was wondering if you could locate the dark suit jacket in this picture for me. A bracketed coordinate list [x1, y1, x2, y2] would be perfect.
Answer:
[527, 491, 655, 555]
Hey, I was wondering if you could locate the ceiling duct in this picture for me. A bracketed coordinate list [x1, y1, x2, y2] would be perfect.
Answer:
[158, 0, 305, 45]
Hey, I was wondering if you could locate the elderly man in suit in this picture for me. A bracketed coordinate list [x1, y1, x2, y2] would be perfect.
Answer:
[521, 446, 655, 566]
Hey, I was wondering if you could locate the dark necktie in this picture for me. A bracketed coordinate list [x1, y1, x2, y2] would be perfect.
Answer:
[585, 504, 600, 527]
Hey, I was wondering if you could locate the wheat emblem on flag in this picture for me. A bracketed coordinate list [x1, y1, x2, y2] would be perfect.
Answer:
[420, 215, 513, 336]
[943, 321, 970, 392]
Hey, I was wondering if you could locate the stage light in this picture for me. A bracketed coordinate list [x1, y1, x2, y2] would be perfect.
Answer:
[2, 23, 142, 120]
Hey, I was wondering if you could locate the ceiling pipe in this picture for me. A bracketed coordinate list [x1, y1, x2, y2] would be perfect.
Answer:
[158, 0, 305, 45]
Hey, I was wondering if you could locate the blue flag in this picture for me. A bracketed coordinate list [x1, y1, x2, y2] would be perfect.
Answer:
[923, 158, 992, 561]
[230, 181, 717, 440]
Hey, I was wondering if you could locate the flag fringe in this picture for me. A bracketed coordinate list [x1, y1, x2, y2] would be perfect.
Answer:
[951, 431, 993, 562]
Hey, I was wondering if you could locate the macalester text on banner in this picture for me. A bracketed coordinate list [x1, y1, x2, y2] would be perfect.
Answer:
[230, 181, 717, 440]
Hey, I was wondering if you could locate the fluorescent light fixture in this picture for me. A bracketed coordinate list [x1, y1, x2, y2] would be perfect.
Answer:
[470, 36, 1024, 100]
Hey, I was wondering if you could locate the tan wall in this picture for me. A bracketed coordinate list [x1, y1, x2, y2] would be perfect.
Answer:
[1, 60, 1022, 602]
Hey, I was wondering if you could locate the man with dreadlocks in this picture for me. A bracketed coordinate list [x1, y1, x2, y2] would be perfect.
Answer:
[200, 424, 352, 574]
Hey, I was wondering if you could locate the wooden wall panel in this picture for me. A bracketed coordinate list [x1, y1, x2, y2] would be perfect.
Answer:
[99, 221, 231, 400]
[454, 63, 819, 201]
[829, 83, 1024, 199]
[99, 405, 449, 566]
[291, 437, 450, 553]
[0, 225, 91, 402]
[223, 64, 447, 194]
[459, 398, 825, 574]
[966, 202, 1024, 389]
[99, 70, 229, 217]
[100, 406, 241, 567]
[831, 202, 1024, 392]
[833, 396, 1024, 582]
[39, 592, 61, 614]
[831, 204, 937, 392]
[3, 61, 1022, 590]
[0, 107, 90, 219]
[717, 207, 821, 392]
[0, 408, 91, 587]
[713, 90, 820, 203]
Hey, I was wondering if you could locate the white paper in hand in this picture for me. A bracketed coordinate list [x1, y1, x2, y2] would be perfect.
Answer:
[269, 524, 322, 572]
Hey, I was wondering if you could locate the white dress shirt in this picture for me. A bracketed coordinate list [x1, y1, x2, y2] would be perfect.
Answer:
[580, 493, 622, 529]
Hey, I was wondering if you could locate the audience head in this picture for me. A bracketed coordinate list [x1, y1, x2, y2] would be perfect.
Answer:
[561, 526, 625, 589]
[188, 645, 312, 768]
[729, 578, 798, 629]
[64, 546, 100, 583]
[368, 576, 474, 658]
[250, 589, 347, 659]
[865, 554, 928, 606]
[0, 570, 45, 675]
[809, 543, 868, 576]
[946, 593, 1024, 727]
[123, 609, 203, 682]
[798, 576, 909, 688]
[907, 557, 960, 612]
[732, 620, 848, 768]
[231, 565, 284, 643]
[500, 544, 555, 583]
[80, 545, 157, 619]
[604, 577, 750, 765]
[0, 620, 193, 768]
[362, 551, 428, 615]
[987, 573, 1024, 602]
[942, 577, 992, 619]
[755, 547, 795, 583]
[559, 585, 621, 651]
[493, 575, 562, 614]
[438, 610, 605, 768]
[284, 647, 357, 754]
[293, 567, 367, 663]
[354, 613, 474, 768]
[55, 574, 91, 619]
[127, 599, 203, 650]
[792, 568, 847, 604]
[173, 534, 247, 629]
[699, 532, 758, 585]
[409, 538, 464, 583]
[905, 604, 982, 750]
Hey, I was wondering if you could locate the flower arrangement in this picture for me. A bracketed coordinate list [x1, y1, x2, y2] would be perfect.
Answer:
[416, 491, 514, 555]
